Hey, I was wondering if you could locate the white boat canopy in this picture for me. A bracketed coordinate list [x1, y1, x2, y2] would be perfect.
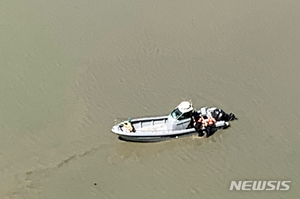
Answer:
[176, 101, 193, 113]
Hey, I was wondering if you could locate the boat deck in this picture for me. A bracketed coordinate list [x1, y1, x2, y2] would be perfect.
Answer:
[132, 118, 169, 132]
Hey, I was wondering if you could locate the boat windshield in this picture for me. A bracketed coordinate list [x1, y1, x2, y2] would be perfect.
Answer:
[171, 108, 182, 119]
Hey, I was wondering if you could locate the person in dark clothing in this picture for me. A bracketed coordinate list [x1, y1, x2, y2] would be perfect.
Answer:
[191, 111, 200, 123]
[203, 126, 212, 137]
[195, 121, 205, 137]
[188, 111, 199, 128]
[190, 111, 207, 137]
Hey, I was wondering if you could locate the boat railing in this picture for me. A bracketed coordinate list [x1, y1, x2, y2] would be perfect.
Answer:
[133, 126, 194, 133]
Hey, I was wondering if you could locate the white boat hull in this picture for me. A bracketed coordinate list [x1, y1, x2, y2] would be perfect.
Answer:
[111, 102, 235, 142]
[111, 114, 198, 142]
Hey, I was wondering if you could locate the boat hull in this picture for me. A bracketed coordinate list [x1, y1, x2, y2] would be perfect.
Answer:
[118, 131, 198, 142]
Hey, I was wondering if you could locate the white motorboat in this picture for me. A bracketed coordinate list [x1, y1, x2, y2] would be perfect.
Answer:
[111, 101, 235, 142]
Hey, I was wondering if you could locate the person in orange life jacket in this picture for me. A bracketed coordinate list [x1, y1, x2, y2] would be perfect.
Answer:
[188, 110, 211, 137]
[196, 116, 216, 137]
[198, 107, 232, 137]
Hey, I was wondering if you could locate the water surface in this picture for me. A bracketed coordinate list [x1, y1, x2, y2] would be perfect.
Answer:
[1, 0, 300, 198]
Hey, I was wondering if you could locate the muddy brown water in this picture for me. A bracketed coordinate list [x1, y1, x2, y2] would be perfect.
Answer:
[1, 0, 300, 198]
